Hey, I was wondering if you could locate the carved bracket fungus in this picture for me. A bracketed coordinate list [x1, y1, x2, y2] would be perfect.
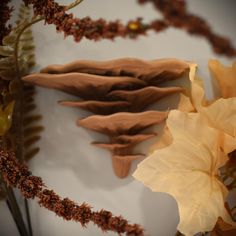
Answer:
[23, 58, 189, 178]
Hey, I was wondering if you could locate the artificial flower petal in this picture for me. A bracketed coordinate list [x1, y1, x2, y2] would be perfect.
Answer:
[200, 97, 236, 139]
[149, 93, 194, 154]
[189, 61, 236, 142]
[133, 110, 234, 236]
[178, 93, 195, 112]
[189, 63, 209, 108]
[209, 60, 236, 98]
[149, 126, 173, 153]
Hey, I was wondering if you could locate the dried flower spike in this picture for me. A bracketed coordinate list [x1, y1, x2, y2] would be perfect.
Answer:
[0, 148, 144, 236]
[22, 0, 236, 57]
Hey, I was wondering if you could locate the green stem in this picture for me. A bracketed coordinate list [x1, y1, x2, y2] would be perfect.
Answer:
[65, 0, 84, 10]
[25, 199, 33, 236]
[4, 185, 29, 236]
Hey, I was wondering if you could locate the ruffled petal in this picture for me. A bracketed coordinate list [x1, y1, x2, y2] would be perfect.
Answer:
[209, 60, 236, 98]
[133, 110, 232, 235]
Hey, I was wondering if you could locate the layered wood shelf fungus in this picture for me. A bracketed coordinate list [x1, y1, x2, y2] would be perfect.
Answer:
[0, 0, 236, 236]
[23, 58, 188, 178]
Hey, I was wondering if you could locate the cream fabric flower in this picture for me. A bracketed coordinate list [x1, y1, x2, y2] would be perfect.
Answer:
[149, 93, 195, 153]
[189, 62, 236, 144]
[133, 110, 234, 236]
[208, 60, 236, 98]
[134, 60, 236, 235]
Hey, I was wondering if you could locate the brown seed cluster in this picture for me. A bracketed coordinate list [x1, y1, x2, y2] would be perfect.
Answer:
[0, 148, 144, 236]
[23, 0, 168, 42]
[22, 0, 236, 57]
[0, 149, 43, 198]
[138, 0, 236, 57]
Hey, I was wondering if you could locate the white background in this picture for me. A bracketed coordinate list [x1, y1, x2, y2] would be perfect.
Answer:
[0, 0, 235, 236]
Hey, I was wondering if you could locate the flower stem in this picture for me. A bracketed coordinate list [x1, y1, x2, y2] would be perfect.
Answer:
[24, 198, 33, 236]
[65, 0, 84, 10]
[4, 185, 29, 236]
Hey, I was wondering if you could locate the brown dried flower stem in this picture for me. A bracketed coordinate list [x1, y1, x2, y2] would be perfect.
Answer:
[22, 0, 236, 57]
[138, 0, 236, 57]
[0, 148, 144, 236]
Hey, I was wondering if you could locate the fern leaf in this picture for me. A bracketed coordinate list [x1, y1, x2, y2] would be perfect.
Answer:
[22, 85, 43, 161]
[2, 34, 16, 46]
[0, 4, 35, 79]
[0, 4, 43, 163]
[24, 135, 41, 148]
[24, 147, 40, 162]
[0, 57, 15, 70]
[0, 46, 14, 56]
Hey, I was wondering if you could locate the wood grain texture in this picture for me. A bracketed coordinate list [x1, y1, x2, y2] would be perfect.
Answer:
[23, 58, 188, 178]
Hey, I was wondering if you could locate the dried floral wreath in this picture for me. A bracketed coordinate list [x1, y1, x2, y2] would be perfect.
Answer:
[0, 0, 235, 236]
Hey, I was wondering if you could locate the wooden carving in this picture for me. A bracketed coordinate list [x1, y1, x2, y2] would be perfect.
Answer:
[23, 58, 189, 178]
[79, 111, 167, 178]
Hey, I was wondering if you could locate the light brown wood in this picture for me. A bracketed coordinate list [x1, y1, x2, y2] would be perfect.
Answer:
[108, 86, 184, 111]
[78, 111, 167, 136]
[112, 155, 144, 178]
[59, 100, 131, 115]
[93, 134, 156, 154]
[40, 58, 189, 84]
[78, 111, 166, 177]
[22, 58, 188, 178]
[23, 72, 146, 99]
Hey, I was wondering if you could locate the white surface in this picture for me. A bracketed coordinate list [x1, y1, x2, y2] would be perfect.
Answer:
[0, 1, 236, 236]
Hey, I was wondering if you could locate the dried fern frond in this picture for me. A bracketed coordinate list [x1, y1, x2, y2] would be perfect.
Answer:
[0, 4, 42, 161]
[0, 4, 42, 205]
[0, 4, 35, 80]
[23, 85, 43, 162]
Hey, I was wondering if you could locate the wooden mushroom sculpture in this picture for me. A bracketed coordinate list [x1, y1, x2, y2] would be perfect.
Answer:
[78, 111, 167, 178]
[23, 58, 189, 178]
